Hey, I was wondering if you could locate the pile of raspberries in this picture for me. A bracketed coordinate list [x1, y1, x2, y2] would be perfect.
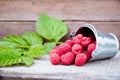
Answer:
[49, 34, 96, 66]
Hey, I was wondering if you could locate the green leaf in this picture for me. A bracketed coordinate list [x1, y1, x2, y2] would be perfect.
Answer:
[25, 44, 47, 58]
[0, 50, 21, 66]
[0, 46, 12, 51]
[3, 35, 29, 49]
[0, 40, 28, 53]
[0, 40, 18, 49]
[22, 32, 43, 46]
[44, 42, 56, 53]
[36, 13, 68, 42]
[0, 50, 33, 67]
[21, 56, 33, 66]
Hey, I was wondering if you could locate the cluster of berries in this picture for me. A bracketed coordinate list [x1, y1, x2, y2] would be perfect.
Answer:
[49, 34, 96, 66]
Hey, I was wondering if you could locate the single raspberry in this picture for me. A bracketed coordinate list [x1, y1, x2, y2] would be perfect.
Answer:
[75, 53, 87, 66]
[88, 43, 96, 53]
[72, 44, 83, 55]
[49, 52, 61, 65]
[83, 51, 91, 61]
[73, 34, 83, 44]
[61, 52, 75, 65]
[49, 48, 60, 56]
[56, 43, 71, 55]
[65, 40, 74, 46]
[52, 46, 62, 55]
[81, 37, 91, 46]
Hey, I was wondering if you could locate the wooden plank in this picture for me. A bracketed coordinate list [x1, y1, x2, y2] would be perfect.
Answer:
[0, 21, 120, 42]
[0, 0, 120, 21]
[0, 22, 36, 36]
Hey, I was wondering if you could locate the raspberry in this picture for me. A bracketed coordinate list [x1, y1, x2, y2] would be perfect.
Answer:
[81, 37, 91, 46]
[49, 52, 60, 65]
[88, 43, 96, 53]
[61, 52, 74, 65]
[72, 44, 83, 55]
[56, 43, 71, 55]
[73, 34, 83, 44]
[83, 51, 91, 61]
[65, 40, 74, 46]
[50, 48, 60, 56]
[75, 53, 87, 66]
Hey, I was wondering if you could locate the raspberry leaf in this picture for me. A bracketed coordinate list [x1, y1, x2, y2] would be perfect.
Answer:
[2, 35, 29, 49]
[25, 44, 47, 58]
[0, 46, 13, 51]
[36, 13, 68, 42]
[0, 40, 20, 49]
[22, 32, 43, 46]
[0, 50, 33, 67]
[44, 42, 56, 53]
[21, 56, 33, 66]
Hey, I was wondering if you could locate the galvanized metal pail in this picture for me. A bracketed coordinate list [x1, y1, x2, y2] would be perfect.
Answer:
[70, 24, 119, 61]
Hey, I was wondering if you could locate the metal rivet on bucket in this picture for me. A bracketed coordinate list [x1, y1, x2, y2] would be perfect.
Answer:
[70, 24, 119, 61]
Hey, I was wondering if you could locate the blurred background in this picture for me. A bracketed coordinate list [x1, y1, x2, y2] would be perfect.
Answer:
[0, 0, 120, 42]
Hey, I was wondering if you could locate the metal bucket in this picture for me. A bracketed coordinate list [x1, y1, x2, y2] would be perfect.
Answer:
[70, 24, 119, 61]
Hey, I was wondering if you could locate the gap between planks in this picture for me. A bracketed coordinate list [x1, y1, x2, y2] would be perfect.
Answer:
[0, 20, 120, 22]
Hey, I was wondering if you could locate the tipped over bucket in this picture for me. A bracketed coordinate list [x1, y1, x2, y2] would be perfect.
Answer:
[70, 24, 119, 61]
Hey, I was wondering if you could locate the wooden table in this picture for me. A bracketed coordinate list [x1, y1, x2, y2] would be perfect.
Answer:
[0, 0, 120, 80]
[0, 52, 120, 80]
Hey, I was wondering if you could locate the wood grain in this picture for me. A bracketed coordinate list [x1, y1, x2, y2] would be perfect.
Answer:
[0, 21, 120, 42]
[0, 0, 120, 21]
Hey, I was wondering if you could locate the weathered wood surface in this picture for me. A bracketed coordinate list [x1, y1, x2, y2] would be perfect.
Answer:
[0, 0, 120, 21]
[0, 51, 120, 80]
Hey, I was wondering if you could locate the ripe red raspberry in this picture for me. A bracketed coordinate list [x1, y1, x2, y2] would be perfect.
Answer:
[73, 34, 83, 44]
[72, 44, 83, 55]
[61, 52, 75, 65]
[88, 43, 96, 53]
[65, 40, 74, 46]
[52, 46, 62, 55]
[49, 52, 61, 65]
[81, 37, 91, 46]
[50, 48, 60, 55]
[75, 53, 87, 66]
[56, 43, 71, 55]
[83, 51, 91, 61]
